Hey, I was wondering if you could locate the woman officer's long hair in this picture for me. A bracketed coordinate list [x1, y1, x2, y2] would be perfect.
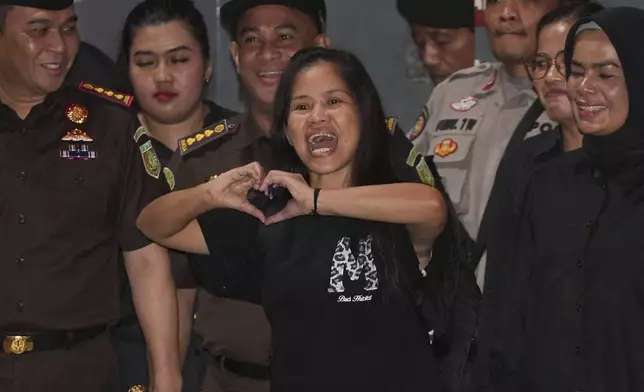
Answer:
[269, 47, 412, 299]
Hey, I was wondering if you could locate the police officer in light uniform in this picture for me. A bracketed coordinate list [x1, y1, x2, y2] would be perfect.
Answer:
[408, 0, 560, 289]
[165, 1, 330, 391]
[397, 0, 476, 87]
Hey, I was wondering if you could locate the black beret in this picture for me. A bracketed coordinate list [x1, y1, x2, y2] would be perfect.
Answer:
[220, 0, 326, 37]
[397, 0, 474, 29]
[0, 0, 73, 10]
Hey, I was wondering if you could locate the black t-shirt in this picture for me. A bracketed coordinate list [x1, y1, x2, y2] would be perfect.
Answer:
[197, 211, 438, 391]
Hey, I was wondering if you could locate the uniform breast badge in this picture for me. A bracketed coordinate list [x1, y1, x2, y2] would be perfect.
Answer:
[60, 104, 97, 160]
[434, 138, 458, 158]
[163, 167, 175, 190]
[409, 107, 428, 141]
[128, 385, 145, 392]
[139, 140, 161, 179]
[450, 96, 478, 112]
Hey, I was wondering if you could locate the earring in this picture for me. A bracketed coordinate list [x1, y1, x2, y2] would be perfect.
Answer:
[204, 77, 211, 84]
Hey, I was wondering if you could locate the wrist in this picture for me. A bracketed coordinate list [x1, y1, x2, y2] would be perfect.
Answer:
[309, 188, 321, 215]
[197, 182, 220, 210]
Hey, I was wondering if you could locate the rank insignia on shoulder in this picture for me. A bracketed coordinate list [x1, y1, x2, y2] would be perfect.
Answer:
[139, 140, 161, 179]
[385, 117, 398, 134]
[128, 386, 145, 392]
[405, 145, 435, 187]
[163, 167, 175, 191]
[409, 107, 428, 142]
[179, 120, 233, 156]
[78, 81, 134, 108]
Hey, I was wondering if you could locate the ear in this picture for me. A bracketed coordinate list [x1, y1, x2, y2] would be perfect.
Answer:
[230, 41, 240, 73]
[314, 34, 331, 48]
[285, 132, 294, 146]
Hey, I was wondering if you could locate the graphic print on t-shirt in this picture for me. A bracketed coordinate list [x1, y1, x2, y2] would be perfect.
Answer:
[327, 236, 379, 303]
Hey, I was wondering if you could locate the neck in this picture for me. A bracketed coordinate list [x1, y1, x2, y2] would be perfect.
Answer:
[560, 121, 582, 152]
[309, 167, 351, 190]
[249, 101, 273, 136]
[503, 61, 528, 78]
[142, 102, 206, 151]
[0, 79, 47, 119]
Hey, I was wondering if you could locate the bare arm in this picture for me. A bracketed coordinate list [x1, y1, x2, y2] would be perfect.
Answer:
[123, 244, 181, 392]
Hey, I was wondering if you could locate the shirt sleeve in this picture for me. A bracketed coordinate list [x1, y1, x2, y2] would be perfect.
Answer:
[118, 114, 164, 251]
[191, 209, 264, 304]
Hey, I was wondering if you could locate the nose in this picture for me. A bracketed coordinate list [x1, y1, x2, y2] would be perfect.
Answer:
[258, 41, 281, 62]
[153, 61, 173, 83]
[46, 30, 65, 54]
[499, 0, 519, 22]
[420, 41, 441, 67]
[578, 74, 598, 94]
[544, 62, 564, 83]
[309, 103, 329, 123]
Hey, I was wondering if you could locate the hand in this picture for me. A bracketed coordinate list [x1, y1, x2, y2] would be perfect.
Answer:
[202, 161, 266, 223]
[259, 170, 314, 225]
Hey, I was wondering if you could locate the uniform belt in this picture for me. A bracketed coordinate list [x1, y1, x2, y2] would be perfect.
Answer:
[1, 325, 107, 355]
[212, 353, 270, 381]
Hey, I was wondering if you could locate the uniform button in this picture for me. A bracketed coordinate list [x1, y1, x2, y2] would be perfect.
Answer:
[14, 302, 23, 312]
[575, 303, 582, 312]
[75, 175, 84, 184]
[574, 346, 580, 355]
[18, 170, 26, 182]
[586, 220, 593, 228]
[15, 256, 24, 265]
[17, 214, 26, 224]
[577, 260, 583, 268]
[20, 128, 27, 133]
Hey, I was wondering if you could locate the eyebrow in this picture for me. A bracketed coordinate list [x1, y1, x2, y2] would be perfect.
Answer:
[238, 22, 298, 36]
[133, 46, 192, 57]
[28, 15, 77, 25]
[571, 59, 621, 68]
[291, 89, 351, 100]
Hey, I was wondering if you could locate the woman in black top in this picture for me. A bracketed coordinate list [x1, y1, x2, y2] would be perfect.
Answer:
[498, 7, 644, 392]
[110, 1, 236, 390]
[138, 47, 448, 391]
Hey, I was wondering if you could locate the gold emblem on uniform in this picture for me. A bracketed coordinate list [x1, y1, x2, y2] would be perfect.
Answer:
[385, 117, 397, 134]
[66, 104, 89, 124]
[195, 133, 205, 142]
[179, 120, 231, 155]
[434, 138, 458, 158]
[139, 140, 161, 179]
[415, 160, 435, 187]
[409, 107, 428, 142]
[2, 335, 33, 355]
[61, 129, 93, 142]
[128, 385, 145, 392]
[163, 167, 175, 191]
[187, 137, 197, 146]
[214, 124, 225, 133]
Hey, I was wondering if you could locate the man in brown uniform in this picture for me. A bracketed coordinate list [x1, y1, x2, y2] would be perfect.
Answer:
[0, 1, 181, 391]
[164, 0, 330, 390]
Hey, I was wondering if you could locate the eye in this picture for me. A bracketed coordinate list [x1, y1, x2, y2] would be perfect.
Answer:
[292, 104, 308, 111]
[135, 61, 154, 68]
[30, 28, 48, 37]
[278, 34, 294, 41]
[599, 74, 617, 80]
[62, 25, 77, 34]
[244, 36, 259, 44]
[171, 57, 189, 64]
[327, 98, 340, 105]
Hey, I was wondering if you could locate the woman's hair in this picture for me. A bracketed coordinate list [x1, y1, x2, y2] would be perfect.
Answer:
[270, 47, 397, 186]
[112, 0, 210, 96]
[536, 1, 605, 38]
[269, 47, 409, 298]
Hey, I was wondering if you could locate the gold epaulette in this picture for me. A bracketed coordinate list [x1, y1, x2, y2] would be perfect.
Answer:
[178, 119, 236, 156]
[78, 81, 134, 108]
[385, 117, 398, 134]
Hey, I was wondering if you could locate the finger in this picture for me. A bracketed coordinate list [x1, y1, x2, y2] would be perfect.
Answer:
[260, 171, 289, 192]
[237, 201, 266, 224]
[231, 165, 262, 185]
[249, 162, 266, 187]
[264, 202, 301, 225]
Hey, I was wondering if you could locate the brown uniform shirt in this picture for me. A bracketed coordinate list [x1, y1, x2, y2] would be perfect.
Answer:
[0, 84, 158, 330]
[168, 114, 276, 365]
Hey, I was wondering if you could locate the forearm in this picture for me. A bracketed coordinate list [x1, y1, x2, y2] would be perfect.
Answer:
[317, 183, 446, 225]
[137, 184, 212, 241]
[125, 246, 181, 390]
[177, 288, 197, 365]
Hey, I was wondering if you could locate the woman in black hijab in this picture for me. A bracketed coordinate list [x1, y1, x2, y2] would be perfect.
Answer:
[496, 7, 644, 392]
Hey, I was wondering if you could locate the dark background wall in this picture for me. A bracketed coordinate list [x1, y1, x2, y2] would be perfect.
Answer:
[74, 0, 641, 130]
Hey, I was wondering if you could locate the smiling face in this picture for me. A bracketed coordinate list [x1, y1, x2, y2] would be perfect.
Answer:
[411, 25, 474, 85]
[128, 20, 210, 124]
[286, 61, 360, 181]
[0, 5, 79, 98]
[484, 0, 557, 68]
[531, 20, 573, 123]
[230, 5, 328, 110]
[567, 29, 629, 136]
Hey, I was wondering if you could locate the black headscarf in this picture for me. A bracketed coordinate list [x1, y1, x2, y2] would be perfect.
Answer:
[564, 7, 644, 202]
